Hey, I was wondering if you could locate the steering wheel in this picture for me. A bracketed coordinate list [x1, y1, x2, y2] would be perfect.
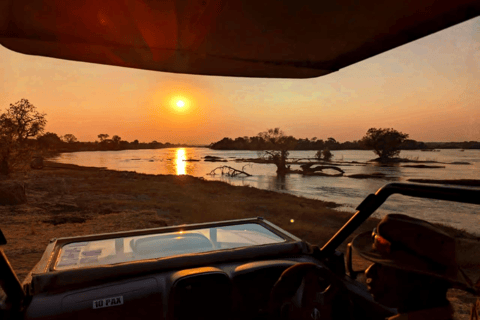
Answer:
[268, 262, 353, 320]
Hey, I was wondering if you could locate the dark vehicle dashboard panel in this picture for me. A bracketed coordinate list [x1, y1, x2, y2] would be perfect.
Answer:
[25, 257, 317, 320]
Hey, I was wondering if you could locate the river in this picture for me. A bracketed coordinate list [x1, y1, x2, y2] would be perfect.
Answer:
[53, 148, 480, 235]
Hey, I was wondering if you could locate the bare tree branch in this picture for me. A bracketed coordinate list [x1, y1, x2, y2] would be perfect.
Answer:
[300, 163, 345, 174]
[207, 166, 252, 177]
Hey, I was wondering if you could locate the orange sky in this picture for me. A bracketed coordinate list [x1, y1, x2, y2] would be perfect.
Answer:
[1, 17, 479, 145]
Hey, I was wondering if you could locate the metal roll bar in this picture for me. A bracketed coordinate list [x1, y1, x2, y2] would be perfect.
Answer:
[320, 183, 480, 255]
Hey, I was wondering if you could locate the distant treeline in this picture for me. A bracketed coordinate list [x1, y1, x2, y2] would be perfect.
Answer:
[209, 136, 480, 151]
[29, 132, 480, 153]
[30, 132, 193, 153]
[423, 141, 480, 149]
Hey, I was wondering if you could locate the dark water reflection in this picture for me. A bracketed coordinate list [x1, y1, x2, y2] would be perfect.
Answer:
[257, 175, 288, 191]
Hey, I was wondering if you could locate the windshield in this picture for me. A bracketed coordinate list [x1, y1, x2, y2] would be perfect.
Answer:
[55, 223, 285, 270]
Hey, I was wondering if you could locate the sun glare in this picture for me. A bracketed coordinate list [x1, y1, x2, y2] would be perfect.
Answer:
[176, 100, 185, 108]
[176, 148, 186, 175]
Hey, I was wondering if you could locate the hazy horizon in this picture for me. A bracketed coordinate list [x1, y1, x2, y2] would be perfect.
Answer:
[1, 17, 479, 145]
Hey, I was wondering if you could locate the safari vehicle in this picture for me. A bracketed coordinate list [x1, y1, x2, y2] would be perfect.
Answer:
[1, 0, 480, 319]
[0, 183, 479, 320]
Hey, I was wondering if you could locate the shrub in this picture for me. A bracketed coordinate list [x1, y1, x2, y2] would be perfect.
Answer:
[315, 148, 333, 161]
[361, 128, 409, 160]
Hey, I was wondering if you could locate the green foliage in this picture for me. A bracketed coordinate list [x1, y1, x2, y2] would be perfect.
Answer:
[361, 128, 409, 160]
[0, 99, 47, 174]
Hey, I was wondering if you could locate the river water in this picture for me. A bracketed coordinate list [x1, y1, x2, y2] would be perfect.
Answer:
[53, 148, 480, 235]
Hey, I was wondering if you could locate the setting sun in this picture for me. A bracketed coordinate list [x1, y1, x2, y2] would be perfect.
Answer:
[176, 100, 185, 108]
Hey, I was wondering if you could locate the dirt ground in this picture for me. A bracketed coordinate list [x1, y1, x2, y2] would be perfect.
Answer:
[1, 161, 479, 319]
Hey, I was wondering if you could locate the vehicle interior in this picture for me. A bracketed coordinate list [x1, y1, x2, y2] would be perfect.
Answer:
[1, 1, 479, 319]
[0, 183, 477, 320]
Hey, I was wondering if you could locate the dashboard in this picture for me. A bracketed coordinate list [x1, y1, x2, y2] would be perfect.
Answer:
[23, 218, 319, 320]
[25, 257, 320, 320]
[22, 217, 395, 320]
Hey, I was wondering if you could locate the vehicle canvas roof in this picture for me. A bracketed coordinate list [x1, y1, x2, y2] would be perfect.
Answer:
[1, 0, 479, 78]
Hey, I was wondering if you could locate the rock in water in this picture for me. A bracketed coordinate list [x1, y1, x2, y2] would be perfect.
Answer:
[0, 181, 26, 205]
[30, 157, 44, 169]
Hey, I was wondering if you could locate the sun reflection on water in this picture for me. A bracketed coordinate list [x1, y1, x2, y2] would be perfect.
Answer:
[176, 148, 186, 175]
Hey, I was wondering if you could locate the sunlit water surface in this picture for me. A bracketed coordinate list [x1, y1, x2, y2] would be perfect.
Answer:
[53, 149, 480, 235]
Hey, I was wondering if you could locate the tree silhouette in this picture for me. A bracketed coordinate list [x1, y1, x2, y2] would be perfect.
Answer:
[2, 99, 46, 142]
[37, 132, 62, 149]
[63, 134, 77, 143]
[98, 134, 109, 142]
[315, 148, 333, 161]
[0, 99, 47, 175]
[258, 128, 297, 174]
[361, 128, 409, 161]
[112, 135, 121, 144]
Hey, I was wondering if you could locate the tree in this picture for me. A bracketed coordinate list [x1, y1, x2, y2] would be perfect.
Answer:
[258, 128, 297, 174]
[37, 132, 62, 149]
[0, 117, 16, 175]
[0, 99, 46, 175]
[112, 135, 121, 144]
[361, 128, 409, 161]
[325, 137, 339, 149]
[2, 99, 47, 142]
[98, 134, 109, 142]
[63, 134, 77, 143]
[315, 148, 333, 161]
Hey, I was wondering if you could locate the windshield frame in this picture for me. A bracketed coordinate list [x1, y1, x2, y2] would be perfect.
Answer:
[47, 217, 301, 272]
[53, 222, 288, 271]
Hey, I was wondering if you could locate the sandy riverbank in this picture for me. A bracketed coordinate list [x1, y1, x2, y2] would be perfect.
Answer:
[1, 161, 479, 319]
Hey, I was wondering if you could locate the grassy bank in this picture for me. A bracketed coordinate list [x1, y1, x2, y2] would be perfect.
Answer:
[1, 161, 479, 319]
